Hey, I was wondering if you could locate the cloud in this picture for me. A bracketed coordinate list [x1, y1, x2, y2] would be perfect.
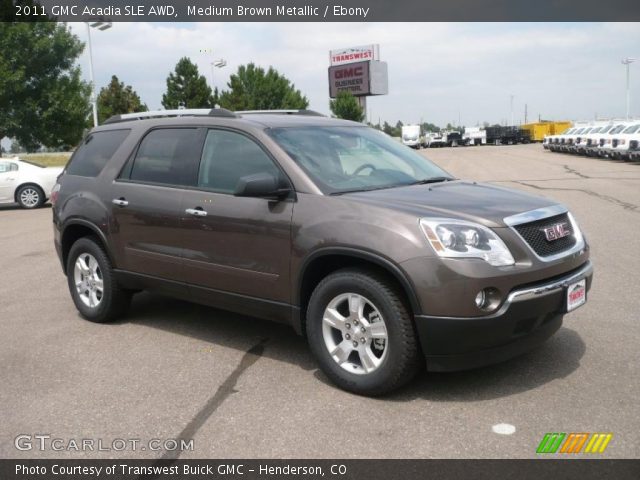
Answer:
[70, 22, 640, 126]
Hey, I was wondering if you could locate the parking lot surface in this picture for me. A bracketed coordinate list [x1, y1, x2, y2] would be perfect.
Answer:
[1, 144, 638, 459]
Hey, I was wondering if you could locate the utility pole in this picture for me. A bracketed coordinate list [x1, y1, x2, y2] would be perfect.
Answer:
[510, 94, 514, 126]
[622, 58, 636, 119]
[524, 104, 528, 124]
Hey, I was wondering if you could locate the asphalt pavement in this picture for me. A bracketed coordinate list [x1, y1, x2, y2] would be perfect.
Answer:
[0, 144, 638, 459]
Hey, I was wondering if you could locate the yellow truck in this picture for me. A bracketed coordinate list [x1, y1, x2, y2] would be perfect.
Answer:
[522, 121, 572, 142]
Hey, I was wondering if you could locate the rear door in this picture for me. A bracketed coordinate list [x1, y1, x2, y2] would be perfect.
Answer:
[180, 128, 293, 305]
[0, 161, 19, 202]
[110, 127, 203, 282]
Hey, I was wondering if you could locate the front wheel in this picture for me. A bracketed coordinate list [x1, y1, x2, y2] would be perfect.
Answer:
[306, 269, 422, 396]
[66, 237, 131, 323]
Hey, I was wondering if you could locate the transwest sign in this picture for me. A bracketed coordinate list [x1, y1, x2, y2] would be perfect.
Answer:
[329, 44, 379, 66]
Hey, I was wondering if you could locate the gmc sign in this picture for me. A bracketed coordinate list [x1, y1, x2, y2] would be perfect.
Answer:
[328, 61, 388, 98]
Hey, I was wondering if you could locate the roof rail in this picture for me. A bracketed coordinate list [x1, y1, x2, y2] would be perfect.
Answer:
[237, 109, 325, 117]
[103, 108, 238, 124]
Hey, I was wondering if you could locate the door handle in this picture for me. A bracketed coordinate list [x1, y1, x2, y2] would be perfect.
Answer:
[185, 207, 207, 217]
[112, 198, 129, 207]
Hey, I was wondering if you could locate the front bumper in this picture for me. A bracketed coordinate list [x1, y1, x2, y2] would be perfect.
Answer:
[414, 261, 593, 371]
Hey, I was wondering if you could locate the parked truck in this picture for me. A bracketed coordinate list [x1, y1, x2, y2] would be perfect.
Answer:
[485, 126, 531, 145]
[401, 124, 422, 149]
[523, 121, 572, 142]
[463, 127, 487, 146]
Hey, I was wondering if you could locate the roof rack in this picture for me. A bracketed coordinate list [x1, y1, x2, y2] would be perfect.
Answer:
[103, 108, 238, 124]
[237, 109, 325, 117]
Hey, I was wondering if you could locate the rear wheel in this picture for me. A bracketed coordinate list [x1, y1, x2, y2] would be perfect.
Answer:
[17, 185, 44, 209]
[306, 269, 421, 396]
[66, 237, 131, 323]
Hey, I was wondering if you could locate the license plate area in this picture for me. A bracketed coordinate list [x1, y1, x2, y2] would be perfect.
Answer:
[566, 278, 587, 312]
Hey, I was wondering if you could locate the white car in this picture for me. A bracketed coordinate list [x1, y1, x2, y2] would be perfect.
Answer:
[582, 124, 614, 156]
[610, 123, 640, 160]
[0, 157, 64, 208]
[597, 123, 631, 157]
[548, 128, 577, 152]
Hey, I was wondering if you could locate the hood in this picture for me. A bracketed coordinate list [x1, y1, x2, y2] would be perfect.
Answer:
[343, 180, 559, 227]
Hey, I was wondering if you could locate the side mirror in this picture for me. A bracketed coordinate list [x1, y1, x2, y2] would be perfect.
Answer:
[233, 173, 291, 200]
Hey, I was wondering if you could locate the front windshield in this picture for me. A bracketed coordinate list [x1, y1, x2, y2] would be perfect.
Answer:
[268, 126, 452, 194]
[623, 124, 640, 134]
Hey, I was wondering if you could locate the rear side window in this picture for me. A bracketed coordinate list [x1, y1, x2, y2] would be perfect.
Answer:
[127, 128, 200, 186]
[198, 129, 281, 193]
[66, 129, 130, 177]
[0, 162, 18, 173]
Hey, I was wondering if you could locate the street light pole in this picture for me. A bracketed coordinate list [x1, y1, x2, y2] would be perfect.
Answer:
[622, 57, 636, 120]
[210, 59, 227, 87]
[85, 21, 112, 127]
[210, 59, 227, 106]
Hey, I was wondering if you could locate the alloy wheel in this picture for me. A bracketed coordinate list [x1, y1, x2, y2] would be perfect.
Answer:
[321, 293, 389, 375]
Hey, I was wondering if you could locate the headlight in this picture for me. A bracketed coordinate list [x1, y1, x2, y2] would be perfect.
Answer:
[419, 218, 515, 266]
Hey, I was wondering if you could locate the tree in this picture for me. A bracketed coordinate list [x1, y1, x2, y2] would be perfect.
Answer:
[0, 22, 91, 152]
[162, 57, 213, 109]
[421, 122, 440, 133]
[329, 91, 365, 122]
[97, 75, 148, 124]
[10, 139, 24, 154]
[218, 63, 308, 111]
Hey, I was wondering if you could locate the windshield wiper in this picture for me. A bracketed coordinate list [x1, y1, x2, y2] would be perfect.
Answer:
[409, 176, 454, 185]
[330, 185, 400, 195]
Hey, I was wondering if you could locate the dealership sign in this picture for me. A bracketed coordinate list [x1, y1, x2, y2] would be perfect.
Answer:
[328, 60, 389, 98]
[330, 44, 380, 66]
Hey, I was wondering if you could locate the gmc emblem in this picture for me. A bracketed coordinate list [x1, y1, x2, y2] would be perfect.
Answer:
[542, 222, 571, 241]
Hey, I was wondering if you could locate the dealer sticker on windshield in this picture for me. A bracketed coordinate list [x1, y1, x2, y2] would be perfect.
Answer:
[567, 279, 587, 312]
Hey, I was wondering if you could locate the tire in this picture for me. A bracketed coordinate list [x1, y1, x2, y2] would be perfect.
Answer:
[306, 268, 422, 396]
[66, 237, 131, 323]
[16, 185, 44, 209]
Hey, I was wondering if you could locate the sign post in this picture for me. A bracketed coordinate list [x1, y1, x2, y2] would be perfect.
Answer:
[328, 44, 388, 121]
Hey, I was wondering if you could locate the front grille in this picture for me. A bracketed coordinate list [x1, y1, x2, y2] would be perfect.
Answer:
[612, 139, 619, 147]
[513, 213, 577, 258]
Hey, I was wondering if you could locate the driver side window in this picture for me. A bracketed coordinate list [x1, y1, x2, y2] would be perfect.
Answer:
[198, 130, 280, 194]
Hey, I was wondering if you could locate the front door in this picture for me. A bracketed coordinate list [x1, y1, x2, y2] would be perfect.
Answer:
[181, 129, 293, 305]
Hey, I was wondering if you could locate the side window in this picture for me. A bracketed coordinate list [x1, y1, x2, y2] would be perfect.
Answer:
[128, 128, 200, 186]
[0, 162, 18, 173]
[198, 130, 280, 193]
[66, 129, 130, 177]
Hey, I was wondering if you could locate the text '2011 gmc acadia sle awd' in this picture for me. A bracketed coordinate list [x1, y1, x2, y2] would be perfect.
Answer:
[53, 109, 593, 396]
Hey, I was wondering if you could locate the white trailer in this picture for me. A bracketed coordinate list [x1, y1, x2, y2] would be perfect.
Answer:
[463, 127, 487, 146]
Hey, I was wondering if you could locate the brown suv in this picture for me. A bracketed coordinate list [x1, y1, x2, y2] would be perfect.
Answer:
[53, 109, 593, 395]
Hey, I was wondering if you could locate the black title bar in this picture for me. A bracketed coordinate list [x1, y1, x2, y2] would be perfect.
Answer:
[2, 459, 640, 480]
[6, 0, 640, 22]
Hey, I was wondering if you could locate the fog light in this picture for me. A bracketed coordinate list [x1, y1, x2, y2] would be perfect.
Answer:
[475, 290, 487, 308]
